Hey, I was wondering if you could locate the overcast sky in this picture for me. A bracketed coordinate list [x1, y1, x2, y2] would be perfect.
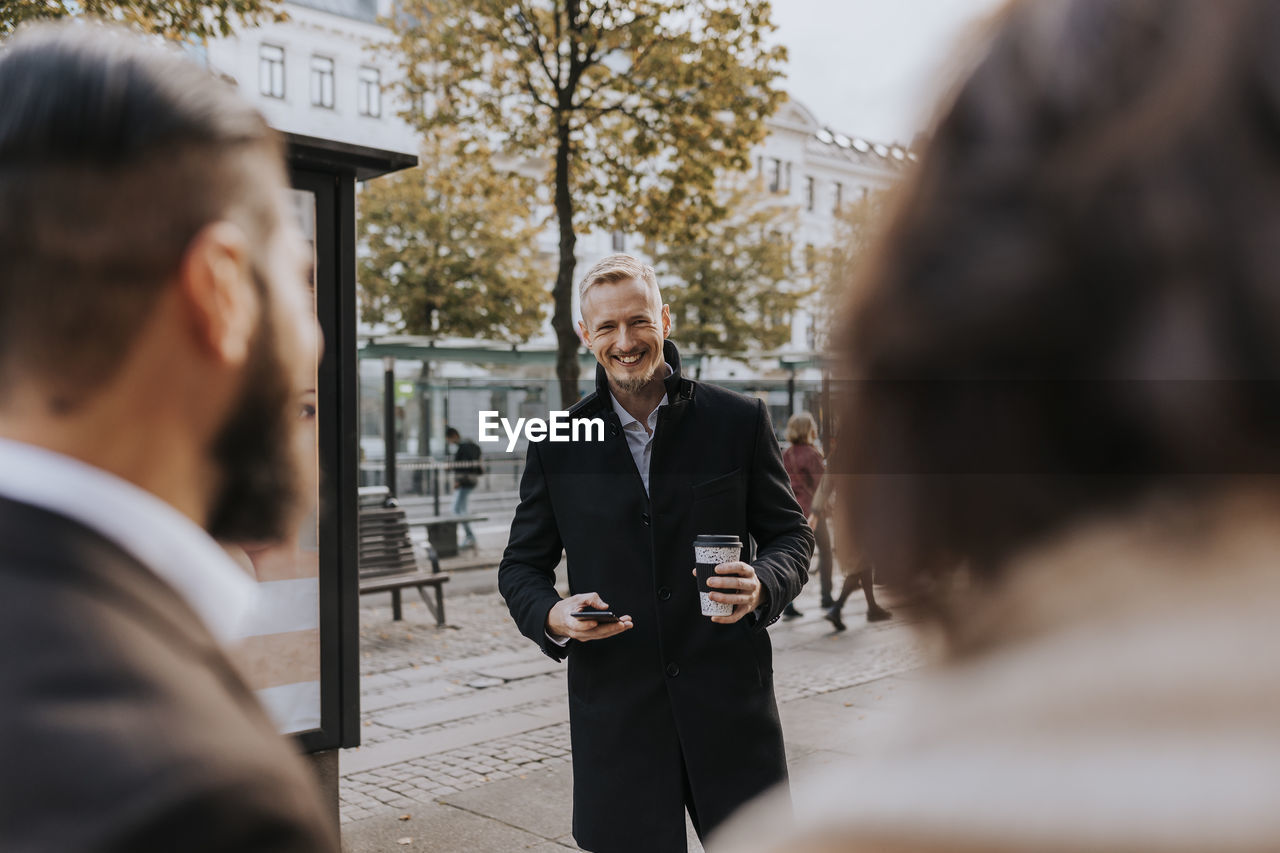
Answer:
[767, 0, 1008, 144]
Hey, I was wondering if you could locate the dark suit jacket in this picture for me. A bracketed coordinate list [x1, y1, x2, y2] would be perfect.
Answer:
[0, 497, 338, 853]
[499, 341, 815, 853]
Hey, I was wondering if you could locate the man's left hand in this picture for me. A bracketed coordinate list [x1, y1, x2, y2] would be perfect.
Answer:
[698, 561, 765, 624]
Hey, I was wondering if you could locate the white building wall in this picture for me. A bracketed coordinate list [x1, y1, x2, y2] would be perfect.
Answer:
[214, 5, 909, 379]
[566, 98, 909, 373]
[204, 0, 418, 154]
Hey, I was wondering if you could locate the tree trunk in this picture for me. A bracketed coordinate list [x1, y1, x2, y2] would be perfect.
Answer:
[551, 111, 580, 409]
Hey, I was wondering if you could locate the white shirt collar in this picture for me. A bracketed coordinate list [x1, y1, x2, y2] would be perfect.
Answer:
[609, 362, 673, 429]
[0, 437, 258, 644]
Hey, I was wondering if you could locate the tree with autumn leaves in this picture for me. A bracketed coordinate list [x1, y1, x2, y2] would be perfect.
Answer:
[388, 0, 788, 407]
[0, 0, 279, 40]
[653, 177, 807, 366]
[815, 189, 888, 347]
[358, 133, 550, 343]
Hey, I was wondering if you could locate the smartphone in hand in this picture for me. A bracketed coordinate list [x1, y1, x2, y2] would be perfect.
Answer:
[569, 609, 620, 624]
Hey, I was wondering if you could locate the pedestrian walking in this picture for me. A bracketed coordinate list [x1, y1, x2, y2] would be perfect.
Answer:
[717, 1, 1280, 850]
[782, 412, 829, 617]
[807, 472, 891, 631]
[499, 254, 814, 853]
[446, 426, 482, 549]
[0, 23, 335, 852]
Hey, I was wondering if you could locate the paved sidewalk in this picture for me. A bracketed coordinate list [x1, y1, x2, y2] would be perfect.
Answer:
[341, 576, 930, 852]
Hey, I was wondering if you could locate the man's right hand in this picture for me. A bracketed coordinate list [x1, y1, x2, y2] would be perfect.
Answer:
[547, 592, 633, 642]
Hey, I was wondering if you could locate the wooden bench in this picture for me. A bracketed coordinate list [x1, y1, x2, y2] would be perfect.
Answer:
[358, 499, 449, 625]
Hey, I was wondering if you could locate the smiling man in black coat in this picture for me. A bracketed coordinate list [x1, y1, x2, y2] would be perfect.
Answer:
[499, 254, 814, 853]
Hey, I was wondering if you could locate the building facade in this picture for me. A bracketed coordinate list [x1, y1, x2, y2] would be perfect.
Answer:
[204, 0, 418, 154]
[208, 2, 911, 451]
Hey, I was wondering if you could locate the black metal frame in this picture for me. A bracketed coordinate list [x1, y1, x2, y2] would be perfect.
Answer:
[285, 134, 416, 753]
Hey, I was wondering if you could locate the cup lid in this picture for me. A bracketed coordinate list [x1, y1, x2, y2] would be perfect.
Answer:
[694, 534, 741, 546]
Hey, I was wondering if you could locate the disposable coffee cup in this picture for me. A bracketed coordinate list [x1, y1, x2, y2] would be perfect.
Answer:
[694, 534, 743, 617]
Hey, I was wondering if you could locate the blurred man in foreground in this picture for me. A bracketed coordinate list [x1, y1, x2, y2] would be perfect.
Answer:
[0, 24, 336, 852]
[717, 0, 1280, 850]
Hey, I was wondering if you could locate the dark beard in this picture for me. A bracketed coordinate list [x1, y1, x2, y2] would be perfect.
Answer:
[205, 303, 304, 542]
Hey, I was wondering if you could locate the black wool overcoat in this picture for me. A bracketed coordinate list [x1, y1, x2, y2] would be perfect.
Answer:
[499, 341, 815, 853]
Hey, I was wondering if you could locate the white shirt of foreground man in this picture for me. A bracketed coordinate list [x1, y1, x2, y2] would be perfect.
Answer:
[0, 437, 256, 642]
[712, 495, 1280, 853]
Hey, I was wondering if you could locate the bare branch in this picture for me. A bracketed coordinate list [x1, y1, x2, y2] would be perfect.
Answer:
[513, 0, 559, 90]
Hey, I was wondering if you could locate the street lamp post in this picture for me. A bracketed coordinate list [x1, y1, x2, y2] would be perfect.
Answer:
[383, 356, 397, 498]
[786, 367, 797, 421]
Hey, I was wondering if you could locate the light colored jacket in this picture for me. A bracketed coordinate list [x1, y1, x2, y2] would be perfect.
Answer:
[714, 490, 1280, 853]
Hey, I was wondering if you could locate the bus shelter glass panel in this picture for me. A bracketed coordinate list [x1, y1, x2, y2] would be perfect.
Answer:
[229, 187, 322, 735]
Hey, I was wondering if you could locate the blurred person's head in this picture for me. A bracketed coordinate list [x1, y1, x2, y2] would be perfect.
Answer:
[446, 427, 460, 445]
[577, 254, 671, 395]
[0, 23, 318, 542]
[836, 0, 1280, 612]
[786, 412, 818, 447]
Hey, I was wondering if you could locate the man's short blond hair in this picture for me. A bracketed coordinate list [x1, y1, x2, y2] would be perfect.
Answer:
[578, 254, 660, 308]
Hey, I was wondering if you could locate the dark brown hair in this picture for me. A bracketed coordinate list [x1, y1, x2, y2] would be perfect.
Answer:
[836, 0, 1280, 591]
[0, 23, 284, 408]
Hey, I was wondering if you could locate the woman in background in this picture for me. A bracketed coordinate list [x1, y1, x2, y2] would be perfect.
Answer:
[808, 469, 891, 630]
[782, 412, 829, 618]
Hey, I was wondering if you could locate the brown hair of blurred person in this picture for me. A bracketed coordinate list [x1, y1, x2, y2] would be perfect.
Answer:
[835, 0, 1280, 622]
[713, 3, 1280, 852]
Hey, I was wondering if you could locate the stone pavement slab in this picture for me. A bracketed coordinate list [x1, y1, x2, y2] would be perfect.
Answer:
[340, 801, 552, 853]
[376, 676, 565, 732]
[343, 710, 565, 774]
[778, 687, 899, 757]
[439, 766, 574, 841]
[473, 658, 565, 681]
[809, 672, 927, 712]
[364, 679, 475, 714]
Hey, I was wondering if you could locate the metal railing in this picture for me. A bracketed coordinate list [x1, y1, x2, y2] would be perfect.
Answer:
[359, 455, 525, 513]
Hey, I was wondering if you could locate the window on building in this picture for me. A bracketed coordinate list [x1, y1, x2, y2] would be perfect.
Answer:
[358, 66, 382, 117]
[768, 158, 782, 193]
[310, 55, 335, 109]
[611, 231, 626, 252]
[805, 176, 815, 212]
[834, 182, 843, 212]
[804, 243, 816, 273]
[259, 44, 285, 99]
[785, 161, 793, 194]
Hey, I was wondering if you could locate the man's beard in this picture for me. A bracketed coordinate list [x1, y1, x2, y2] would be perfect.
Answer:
[610, 372, 654, 394]
[206, 305, 305, 543]
[607, 355, 662, 394]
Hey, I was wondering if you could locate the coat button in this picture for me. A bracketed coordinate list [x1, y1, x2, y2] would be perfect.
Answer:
[641, 513, 650, 526]
[666, 662, 680, 677]
[658, 586, 671, 601]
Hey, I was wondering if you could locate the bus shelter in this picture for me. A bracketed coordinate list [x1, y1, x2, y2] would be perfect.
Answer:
[228, 133, 415, 817]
